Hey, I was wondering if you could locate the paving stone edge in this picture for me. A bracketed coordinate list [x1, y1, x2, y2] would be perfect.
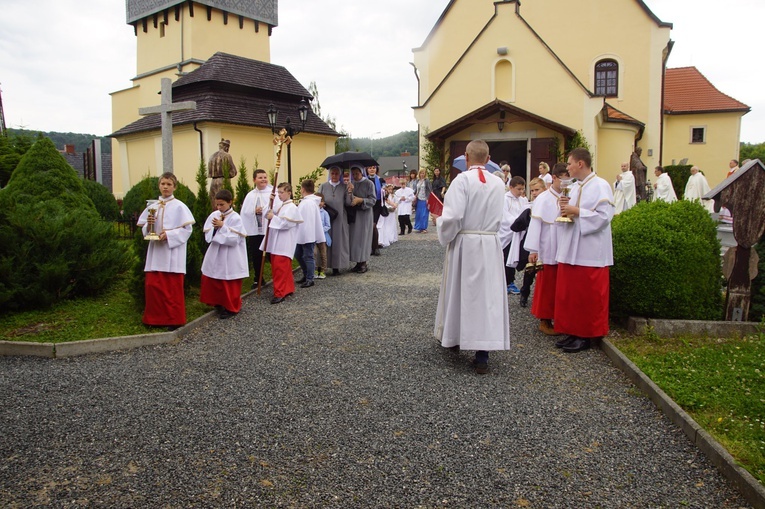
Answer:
[601, 338, 765, 509]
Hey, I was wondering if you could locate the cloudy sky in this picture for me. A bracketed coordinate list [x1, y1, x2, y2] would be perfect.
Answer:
[0, 0, 762, 143]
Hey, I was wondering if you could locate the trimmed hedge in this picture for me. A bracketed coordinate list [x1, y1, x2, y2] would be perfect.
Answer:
[663, 164, 692, 200]
[0, 138, 130, 310]
[83, 179, 120, 221]
[611, 199, 723, 321]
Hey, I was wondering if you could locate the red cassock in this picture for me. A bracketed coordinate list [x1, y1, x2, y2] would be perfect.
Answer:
[531, 264, 557, 320]
[200, 275, 243, 313]
[553, 264, 610, 338]
[271, 255, 295, 298]
[143, 272, 186, 326]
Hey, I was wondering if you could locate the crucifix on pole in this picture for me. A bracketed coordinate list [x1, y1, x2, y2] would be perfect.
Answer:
[138, 77, 196, 174]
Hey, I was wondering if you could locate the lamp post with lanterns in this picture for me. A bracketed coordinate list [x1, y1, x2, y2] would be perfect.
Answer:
[266, 99, 309, 185]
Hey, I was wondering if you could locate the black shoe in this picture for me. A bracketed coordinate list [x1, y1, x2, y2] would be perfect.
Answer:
[350, 264, 361, 273]
[331, 269, 341, 276]
[519, 295, 528, 307]
[408, 229, 412, 234]
[372, 249, 381, 256]
[555, 335, 578, 348]
[300, 280, 315, 288]
[270, 296, 285, 305]
[297, 277, 307, 284]
[167, 325, 180, 332]
[219, 309, 236, 319]
[473, 360, 489, 375]
[562, 337, 591, 353]
[357, 263, 368, 274]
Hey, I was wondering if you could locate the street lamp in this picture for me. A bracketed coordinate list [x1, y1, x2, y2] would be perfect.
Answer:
[266, 98, 309, 185]
[370, 131, 381, 158]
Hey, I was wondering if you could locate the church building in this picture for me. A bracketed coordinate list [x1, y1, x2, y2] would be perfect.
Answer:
[412, 0, 749, 188]
[110, 0, 338, 199]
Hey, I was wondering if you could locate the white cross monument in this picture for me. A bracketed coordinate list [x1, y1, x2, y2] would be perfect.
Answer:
[138, 78, 196, 174]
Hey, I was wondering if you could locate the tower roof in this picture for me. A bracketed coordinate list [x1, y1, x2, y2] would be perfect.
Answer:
[111, 53, 338, 138]
[126, 0, 277, 26]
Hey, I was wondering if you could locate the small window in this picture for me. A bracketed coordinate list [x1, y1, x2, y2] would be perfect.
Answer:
[691, 127, 706, 144]
[594, 59, 618, 97]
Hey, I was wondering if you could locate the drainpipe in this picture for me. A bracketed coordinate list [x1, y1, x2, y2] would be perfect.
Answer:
[659, 41, 674, 165]
[409, 62, 422, 166]
[194, 122, 204, 162]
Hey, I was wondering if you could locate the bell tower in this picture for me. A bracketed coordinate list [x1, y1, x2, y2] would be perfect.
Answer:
[112, 0, 278, 135]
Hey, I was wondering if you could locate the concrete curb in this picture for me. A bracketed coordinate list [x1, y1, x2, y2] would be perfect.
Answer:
[0, 279, 276, 359]
[627, 317, 761, 338]
[602, 338, 765, 509]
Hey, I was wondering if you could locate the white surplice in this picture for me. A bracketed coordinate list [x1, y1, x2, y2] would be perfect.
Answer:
[614, 171, 636, 214]
[684, 172, 714, 212]
[498, 192, 529, 249]
[434, 168, 510, 351]
[394, 186, 415, 216]
[201, 208, 249, 280]
[137, 195, 195, 273]
[555, 172, 614, 268]
[296, 194, 325, 244]
[524, 187, 561, 265]
[241, 185, 282, 237]
[654, 173, 677, 203]
[260, 201, 303, 258]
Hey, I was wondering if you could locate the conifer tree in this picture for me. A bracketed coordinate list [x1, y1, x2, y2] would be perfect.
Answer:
[0, 137, 130, 310]
[193, 159, 212, 259]
[234, 156, 251, 212]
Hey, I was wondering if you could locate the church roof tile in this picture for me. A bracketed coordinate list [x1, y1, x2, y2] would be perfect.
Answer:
[664, 66, 750, 114]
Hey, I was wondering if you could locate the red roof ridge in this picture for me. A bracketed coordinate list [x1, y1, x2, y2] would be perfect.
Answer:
[664, 66, 750, 114]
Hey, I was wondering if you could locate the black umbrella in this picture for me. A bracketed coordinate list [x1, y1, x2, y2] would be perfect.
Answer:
[320, 151, 379, 169]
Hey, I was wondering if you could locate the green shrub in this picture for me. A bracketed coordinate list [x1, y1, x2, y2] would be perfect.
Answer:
[82, 179, 120, 221]
[0, 138, 130, 310]
[663, 164, 692, 200]
[610, 199, 723, 321]
[123, 175, 202, 308]
[193, 160, 212, 259]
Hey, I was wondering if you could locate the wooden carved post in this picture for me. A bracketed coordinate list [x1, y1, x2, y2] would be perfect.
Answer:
[708, 160, 765, 321]
[257, 128, 291, 295]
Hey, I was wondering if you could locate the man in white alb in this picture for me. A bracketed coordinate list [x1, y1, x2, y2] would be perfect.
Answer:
[434, 140, 510, 374]
[613, 162, 636, 214]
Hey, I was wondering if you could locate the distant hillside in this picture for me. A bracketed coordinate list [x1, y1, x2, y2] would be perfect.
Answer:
[8, 128, 111, 155]
[345, 130, 417, 158]
[7, 128, 417, 159]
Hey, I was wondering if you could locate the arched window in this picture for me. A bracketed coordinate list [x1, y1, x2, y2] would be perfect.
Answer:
[594, 59, 618, 97]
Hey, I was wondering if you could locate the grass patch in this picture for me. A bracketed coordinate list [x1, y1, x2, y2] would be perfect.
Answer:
[0, 266, 279, 343]
[612, 333, 765, 485]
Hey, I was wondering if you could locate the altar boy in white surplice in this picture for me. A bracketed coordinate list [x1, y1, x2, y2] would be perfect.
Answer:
[200, 189, 249, 319]
[434, 140, 510, 374]
[137, 172, 195, 329]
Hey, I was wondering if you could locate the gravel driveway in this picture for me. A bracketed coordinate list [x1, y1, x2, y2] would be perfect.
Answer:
[0, 233, 750, 508]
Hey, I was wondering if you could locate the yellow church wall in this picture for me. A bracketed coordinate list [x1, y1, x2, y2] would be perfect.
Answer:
[414, 0, 676, 181]
[595, 123, 641, 185]
[412, 0, 496, 103]
[135, 3, 270, 77]
[113, 124, 335, 199]
[663, 112, 744, 188]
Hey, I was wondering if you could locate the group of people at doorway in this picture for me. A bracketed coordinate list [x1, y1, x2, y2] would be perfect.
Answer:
[136, 163, 410, 328]
[435, 141, 613, 374]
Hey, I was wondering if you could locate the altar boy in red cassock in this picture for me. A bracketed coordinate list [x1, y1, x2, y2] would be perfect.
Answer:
[200, 189, 249, 319]
[137, 172, 195, 329]
[555, 148, 614, 353]
[261, 182, 303, 305]
[523, 163, 569, 336]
